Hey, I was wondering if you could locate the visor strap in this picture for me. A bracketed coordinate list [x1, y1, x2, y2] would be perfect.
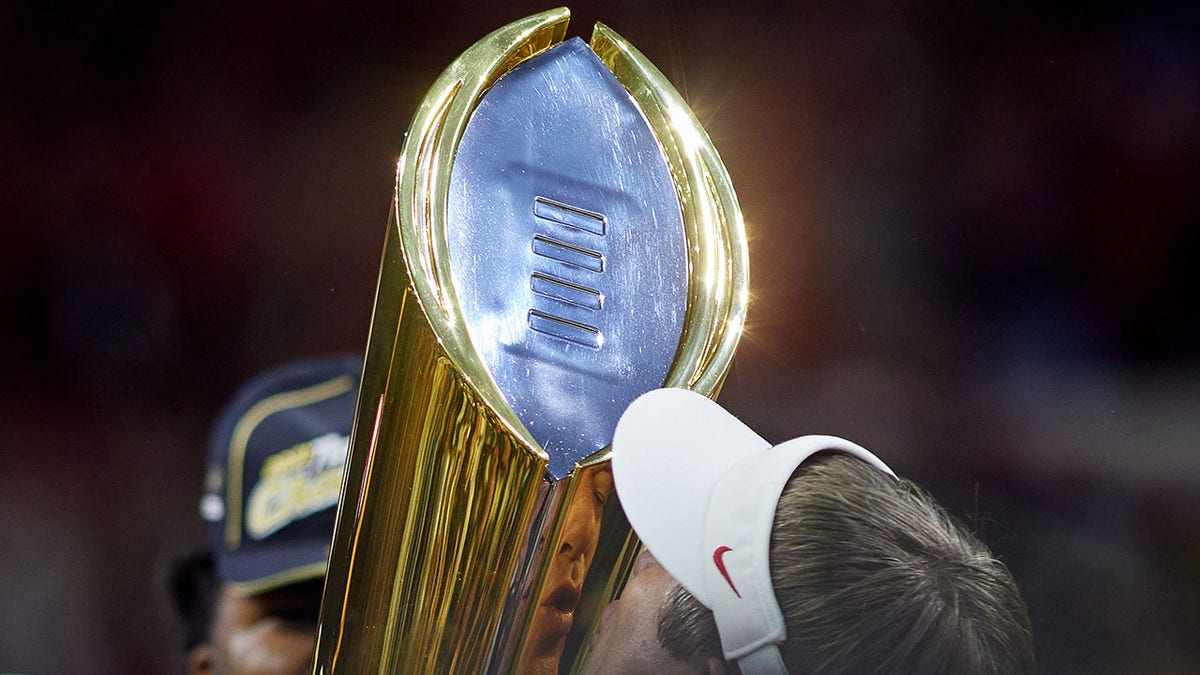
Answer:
[737, 644, 788, 674]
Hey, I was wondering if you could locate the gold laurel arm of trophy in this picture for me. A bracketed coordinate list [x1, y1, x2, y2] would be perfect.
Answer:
[314, 7, 747, 674]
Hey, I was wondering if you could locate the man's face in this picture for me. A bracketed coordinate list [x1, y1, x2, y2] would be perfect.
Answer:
[580, 550, 699, 675]
[191, 579, 323, 675]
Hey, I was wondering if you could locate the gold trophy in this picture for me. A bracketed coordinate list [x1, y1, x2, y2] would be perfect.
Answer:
[314, 7, 747, 673]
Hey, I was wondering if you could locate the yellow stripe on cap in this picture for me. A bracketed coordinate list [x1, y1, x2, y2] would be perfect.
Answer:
[226, 561, 329, 597]
[225, 375, 355, 548]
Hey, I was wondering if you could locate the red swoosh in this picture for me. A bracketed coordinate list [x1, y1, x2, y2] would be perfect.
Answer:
[713, 545, 741, 598]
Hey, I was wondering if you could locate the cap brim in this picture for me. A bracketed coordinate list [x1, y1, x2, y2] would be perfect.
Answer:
[611, 388, 770, 606]
[220, 539, 329, 595]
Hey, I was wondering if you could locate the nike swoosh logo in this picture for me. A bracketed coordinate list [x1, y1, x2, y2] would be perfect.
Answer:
[712, 546, 741, 598]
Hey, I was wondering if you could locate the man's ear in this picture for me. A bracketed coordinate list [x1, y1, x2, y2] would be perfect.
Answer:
[186, 644, 215, 675]
[705, 656, 730, 675]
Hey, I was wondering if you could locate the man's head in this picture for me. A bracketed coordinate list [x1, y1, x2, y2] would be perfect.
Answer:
[170, 355, 360, 674]
[583, 388, 1034, 674]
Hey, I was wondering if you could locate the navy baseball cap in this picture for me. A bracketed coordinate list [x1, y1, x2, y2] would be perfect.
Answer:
[200, 355, 361, 594]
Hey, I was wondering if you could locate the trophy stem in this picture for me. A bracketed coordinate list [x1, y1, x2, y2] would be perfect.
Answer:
[315, 222, 548, 673]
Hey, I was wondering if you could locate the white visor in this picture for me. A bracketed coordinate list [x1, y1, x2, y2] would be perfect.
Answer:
[611, 388, 895, 674]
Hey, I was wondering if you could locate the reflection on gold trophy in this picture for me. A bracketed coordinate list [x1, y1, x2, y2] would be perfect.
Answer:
[314, 7, 747, 673]
[517, 463, 613, 674]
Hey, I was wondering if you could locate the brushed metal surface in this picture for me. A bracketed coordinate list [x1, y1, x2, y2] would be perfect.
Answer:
[447, 37, 688, 478]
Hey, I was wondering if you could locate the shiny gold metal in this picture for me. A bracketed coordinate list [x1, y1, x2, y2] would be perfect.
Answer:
[314, 7, 747, 674]
[590, 23, 748, 394]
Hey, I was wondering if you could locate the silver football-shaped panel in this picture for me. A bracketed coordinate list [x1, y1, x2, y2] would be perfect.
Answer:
[447, 38, 688, 479]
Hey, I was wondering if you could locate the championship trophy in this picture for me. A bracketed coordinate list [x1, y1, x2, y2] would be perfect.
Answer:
[314, 8, 748, 673]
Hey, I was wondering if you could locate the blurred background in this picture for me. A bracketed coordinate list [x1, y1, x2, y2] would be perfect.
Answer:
[1, 0, 1197, 672]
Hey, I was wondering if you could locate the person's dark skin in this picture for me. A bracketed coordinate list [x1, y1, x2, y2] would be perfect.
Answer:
[187, 578, 324, 675]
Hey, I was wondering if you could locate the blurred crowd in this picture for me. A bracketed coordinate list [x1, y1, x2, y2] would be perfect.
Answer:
[1, 1, 1196, 672]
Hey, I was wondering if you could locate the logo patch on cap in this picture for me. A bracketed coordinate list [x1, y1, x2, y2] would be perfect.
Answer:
[245, 432, 348, 539]
[713, 545, 741, 598]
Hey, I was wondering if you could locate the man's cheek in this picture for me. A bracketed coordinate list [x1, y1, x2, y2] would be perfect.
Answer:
[224, 622, 294, 675]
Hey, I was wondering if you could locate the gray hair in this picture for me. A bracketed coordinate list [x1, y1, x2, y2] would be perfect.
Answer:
[658, 452, 1035, 674]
